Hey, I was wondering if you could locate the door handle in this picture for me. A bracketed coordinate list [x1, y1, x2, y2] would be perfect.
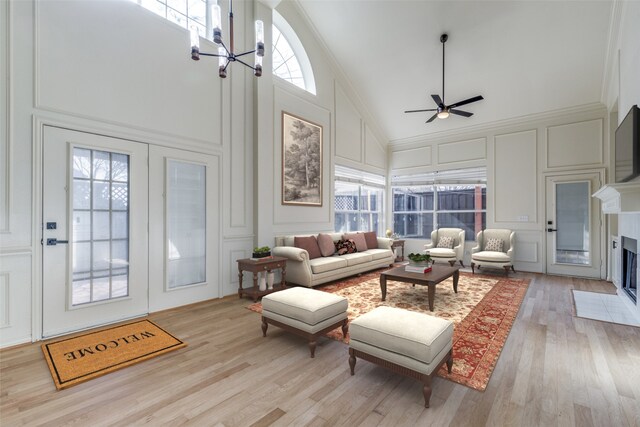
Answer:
[547, 228, 557, 232]
[46, 238, 69, 246]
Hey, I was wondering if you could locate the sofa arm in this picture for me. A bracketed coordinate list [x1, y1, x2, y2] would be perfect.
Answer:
[424, 242, 435, 250]
[471, 244, 481, 254]
[376, 237, 393, 249]
[272, 246, 308, 262]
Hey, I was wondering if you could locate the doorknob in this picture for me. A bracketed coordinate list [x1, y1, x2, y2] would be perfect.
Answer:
[547, 228, 557, 232]
[46, 238, 69, 246]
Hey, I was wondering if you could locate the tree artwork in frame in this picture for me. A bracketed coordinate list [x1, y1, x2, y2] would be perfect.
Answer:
[282, 112, 323, 206]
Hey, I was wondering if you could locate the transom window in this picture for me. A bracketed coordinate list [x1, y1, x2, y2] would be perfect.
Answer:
[135, 0, 207, 37]
[272, 26, 304, 90]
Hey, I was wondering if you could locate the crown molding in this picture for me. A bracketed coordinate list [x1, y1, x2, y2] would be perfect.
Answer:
[389, 102, 607, 148]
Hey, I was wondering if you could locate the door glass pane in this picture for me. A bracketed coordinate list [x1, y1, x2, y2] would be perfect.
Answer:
[71, 148, 130, 305]
[167, 160, 206, 289]
[555, 182, 590, 265]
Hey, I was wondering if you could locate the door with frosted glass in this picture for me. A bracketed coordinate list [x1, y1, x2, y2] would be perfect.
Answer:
[545, 172, 603, 278]
[148, 146, 219, 312]
[42, 127, 149, 337]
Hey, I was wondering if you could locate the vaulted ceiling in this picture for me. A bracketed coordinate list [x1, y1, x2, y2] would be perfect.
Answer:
[297, 0, 613, 142]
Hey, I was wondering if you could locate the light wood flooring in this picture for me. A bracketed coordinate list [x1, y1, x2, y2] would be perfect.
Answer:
[2, 272, 640, 426]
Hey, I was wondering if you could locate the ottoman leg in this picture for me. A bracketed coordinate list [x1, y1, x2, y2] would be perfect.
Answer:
[471, 262, 475, 274]
[348, 349, 356, 375]
[261, 317, 268, 337]
[422, 376, 432, 408]
[341, 319, 349, 339]
[309, 340, 316, 358]
[446, 350, 453, 373]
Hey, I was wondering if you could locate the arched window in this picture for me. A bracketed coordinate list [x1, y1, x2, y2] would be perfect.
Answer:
[272, 11, 316, 95]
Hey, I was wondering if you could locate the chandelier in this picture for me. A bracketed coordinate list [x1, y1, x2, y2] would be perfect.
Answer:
[190, 0, 264, 78]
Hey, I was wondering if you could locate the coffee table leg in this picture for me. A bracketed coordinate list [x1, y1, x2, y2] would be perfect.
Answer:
[428, 284, 435, 311]
[380, 274, 387, 301]
[453, 270, 459, 293]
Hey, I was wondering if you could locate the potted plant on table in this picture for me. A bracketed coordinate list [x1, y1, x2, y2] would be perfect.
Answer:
[252, 246, 271, 259]
[407, 252, 432, 267]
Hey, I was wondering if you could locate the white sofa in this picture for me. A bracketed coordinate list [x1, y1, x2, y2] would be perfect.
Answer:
[272, 233, 395, 288]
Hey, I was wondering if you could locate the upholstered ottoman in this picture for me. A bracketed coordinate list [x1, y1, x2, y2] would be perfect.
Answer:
[261, 287, 348, 358]
[348, 306, 454, 408]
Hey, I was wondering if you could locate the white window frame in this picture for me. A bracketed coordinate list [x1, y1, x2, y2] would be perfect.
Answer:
[272, 10, 316, 95]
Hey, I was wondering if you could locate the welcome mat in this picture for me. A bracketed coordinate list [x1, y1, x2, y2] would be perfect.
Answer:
[248, 270, 529, 391]
[41, 319, 186, 390]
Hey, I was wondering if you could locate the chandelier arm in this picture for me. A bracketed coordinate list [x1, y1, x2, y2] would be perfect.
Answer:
[234, 49, 257, 58]
[235, 57, 258, 70]
[199, 52, 225, 57]
[218, 40, 230, 56]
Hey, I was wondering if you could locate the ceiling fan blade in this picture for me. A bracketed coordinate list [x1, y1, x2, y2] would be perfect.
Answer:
[426, 113, 438, 123]
[448, 95, 484, 109]
[404, 108, 437, 113]
[450, 109, 473, 117]
[431, 94, 443, 107]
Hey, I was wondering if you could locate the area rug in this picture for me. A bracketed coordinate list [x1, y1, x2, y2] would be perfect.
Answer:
[248, 270, 529, 391]
[41, 319, 186, 390]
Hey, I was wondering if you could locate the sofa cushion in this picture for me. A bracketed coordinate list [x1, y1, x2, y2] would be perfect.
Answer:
[349, 306, 453, 365]
[366, 248, 392, 261]
[472, 250, 511, 262]
[484, 237, 504, 252]
[340, 252, 373, 266]
[335, 239, 357, 255]
[437, 236, 454, 249]
[363, 231, 378, 249]
[294, 236, 322, 260]
[309, 256, 348, 274]
[344, 233, 368, 252]
[317, 233, 336, 257]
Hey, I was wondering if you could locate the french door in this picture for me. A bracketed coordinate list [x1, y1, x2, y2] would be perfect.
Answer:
[42, 127, 149, 337]
[545, 172, 603, 279]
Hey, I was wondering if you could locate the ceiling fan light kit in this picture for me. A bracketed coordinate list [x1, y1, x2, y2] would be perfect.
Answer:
[405, 33, 484, 123]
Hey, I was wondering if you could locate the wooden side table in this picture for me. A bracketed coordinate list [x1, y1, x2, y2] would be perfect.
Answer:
[237, 256, 287, 302]
[391, 239, 405, 262]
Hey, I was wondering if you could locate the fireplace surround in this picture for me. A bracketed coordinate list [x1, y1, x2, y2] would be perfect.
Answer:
[621, 237, 638, 303]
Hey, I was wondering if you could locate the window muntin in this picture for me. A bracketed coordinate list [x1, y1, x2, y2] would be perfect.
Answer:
[272, 26, 305, 90]
[137, 0, 207, 37]
[392, 169, 486, 241]
[334, 166, 385, 235]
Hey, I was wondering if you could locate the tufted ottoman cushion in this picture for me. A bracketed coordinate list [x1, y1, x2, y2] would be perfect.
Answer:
[261, 287, 348, 357]
[348, 306, 454, 408]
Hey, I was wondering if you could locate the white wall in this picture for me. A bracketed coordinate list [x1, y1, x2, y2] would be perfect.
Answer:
[0, 0, 256, 347]
[253, 0, 388, 252]
[389, 104, 609, 273]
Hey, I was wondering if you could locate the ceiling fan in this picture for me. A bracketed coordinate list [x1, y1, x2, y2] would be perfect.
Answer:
[405, 34, 484, 123]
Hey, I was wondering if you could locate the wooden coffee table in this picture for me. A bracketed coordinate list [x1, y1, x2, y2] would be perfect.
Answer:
[380, 265, 460, 311]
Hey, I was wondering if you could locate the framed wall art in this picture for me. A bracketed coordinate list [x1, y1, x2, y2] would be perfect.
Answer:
[281, 111, 323, 206]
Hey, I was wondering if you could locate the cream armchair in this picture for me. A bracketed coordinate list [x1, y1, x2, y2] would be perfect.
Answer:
[471, 229, 515, 276]
[424, 228, 466, 267]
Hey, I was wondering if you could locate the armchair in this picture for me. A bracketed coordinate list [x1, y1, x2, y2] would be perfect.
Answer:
[470, 229, 515, 276]
[424, 228, 465, 267]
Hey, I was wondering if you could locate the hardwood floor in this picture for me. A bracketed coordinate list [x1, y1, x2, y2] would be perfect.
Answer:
[2, 273, 640, 426]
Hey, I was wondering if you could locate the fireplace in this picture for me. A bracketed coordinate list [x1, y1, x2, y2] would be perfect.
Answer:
[622, 236, 638, 303]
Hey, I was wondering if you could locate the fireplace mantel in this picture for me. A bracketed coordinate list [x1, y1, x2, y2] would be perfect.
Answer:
[592, 182, 640, 214]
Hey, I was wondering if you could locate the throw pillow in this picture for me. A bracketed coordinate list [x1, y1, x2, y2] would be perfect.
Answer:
[363, 231, 378, 249]
[343, 233, 368, 252]
[484, 237, 504, 252]
[294, 236, 322, 260]
[317, 233, 336, 257]
[335, 239, 357, 255]
[436, 236, 454, 249]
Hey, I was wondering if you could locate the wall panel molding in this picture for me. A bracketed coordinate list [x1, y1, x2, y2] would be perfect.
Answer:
[437, 137, 486, 165]
[546, 119, 604, 169]
[0, 0, 10, 233]
[390, 146, 432, 172]
[0, 272, 10, 328]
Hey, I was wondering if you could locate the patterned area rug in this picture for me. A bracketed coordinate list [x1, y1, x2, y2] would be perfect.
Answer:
[248, 269, 529, 391]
